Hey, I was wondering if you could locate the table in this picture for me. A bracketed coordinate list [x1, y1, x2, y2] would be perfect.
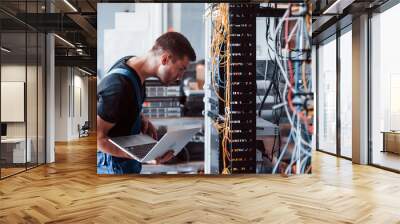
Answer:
[1, 138, 32, 164]
[382, 131, 400, 154]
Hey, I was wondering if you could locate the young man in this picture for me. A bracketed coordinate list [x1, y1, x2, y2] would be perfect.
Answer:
[97, 32, 196, 174]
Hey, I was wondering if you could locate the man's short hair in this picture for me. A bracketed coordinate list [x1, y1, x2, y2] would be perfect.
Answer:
[152, 32, 196, 62]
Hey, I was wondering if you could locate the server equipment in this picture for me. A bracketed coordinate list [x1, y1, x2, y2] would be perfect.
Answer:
[143, 78, 183, 118]
[204, 2, 313, 174]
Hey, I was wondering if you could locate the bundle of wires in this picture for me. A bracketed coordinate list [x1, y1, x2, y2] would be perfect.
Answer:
[207, 2, 313, 175]
[259, 2, 313, 175]
[208, 3, 232, 174]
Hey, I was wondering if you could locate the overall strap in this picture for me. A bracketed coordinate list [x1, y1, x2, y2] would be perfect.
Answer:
[108, 68, 143, 105]
[108, 68, 143, 134]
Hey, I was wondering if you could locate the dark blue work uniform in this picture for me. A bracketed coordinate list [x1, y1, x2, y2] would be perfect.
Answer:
[97, 56, 145, 174]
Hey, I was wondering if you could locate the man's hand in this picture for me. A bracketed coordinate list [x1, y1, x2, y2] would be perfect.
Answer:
[141, 114, 158, 140]
[146, 150, 175, 165]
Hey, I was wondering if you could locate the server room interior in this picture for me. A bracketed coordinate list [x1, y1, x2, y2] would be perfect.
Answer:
[0, 2, 313, 176]
[94, 2, 313, 174]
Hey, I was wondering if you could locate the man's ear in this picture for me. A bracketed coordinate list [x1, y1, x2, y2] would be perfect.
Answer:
[161, 52, 169, 65]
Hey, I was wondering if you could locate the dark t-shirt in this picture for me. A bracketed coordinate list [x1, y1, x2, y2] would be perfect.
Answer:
[97, 56, 145, 137]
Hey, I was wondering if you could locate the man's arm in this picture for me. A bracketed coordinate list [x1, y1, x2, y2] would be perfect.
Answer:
[97, 115, 131, 159]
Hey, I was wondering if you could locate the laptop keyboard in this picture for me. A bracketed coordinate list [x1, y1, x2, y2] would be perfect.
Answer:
[126, 143, 156, 159]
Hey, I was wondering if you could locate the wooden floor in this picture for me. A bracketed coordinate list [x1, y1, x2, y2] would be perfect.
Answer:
[372, 151, 400, 171]
[1, 167, 26, 178]
[1, 135, 400, 223]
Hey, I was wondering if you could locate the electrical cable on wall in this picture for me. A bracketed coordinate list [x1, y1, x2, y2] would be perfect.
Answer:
[266, 1, 313, 174]
[205, 2, 313, 174]
[207, 3, 232, 173]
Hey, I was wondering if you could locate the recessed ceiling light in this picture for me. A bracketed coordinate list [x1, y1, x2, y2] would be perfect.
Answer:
[1, 47, 11, 53]
[54, 34, 75, 48]
[63, 0, 78, 12]
[323, 0, 354, 15]
[78, 67, 92, 76]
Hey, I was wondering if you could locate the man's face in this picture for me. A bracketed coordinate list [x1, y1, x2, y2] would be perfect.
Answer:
[157, 53, 190, 85]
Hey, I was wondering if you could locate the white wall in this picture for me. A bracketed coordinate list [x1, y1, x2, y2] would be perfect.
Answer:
[97, 3, 163, 80]
[179, 4, 205, 61]
[54, 67, 89, 141]
[72, 73, 89, 138]
[97, 3, 135, 80]
[55, 67, 68, 141]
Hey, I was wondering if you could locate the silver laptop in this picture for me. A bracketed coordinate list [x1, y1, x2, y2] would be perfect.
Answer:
[108, 125, 200, 162]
